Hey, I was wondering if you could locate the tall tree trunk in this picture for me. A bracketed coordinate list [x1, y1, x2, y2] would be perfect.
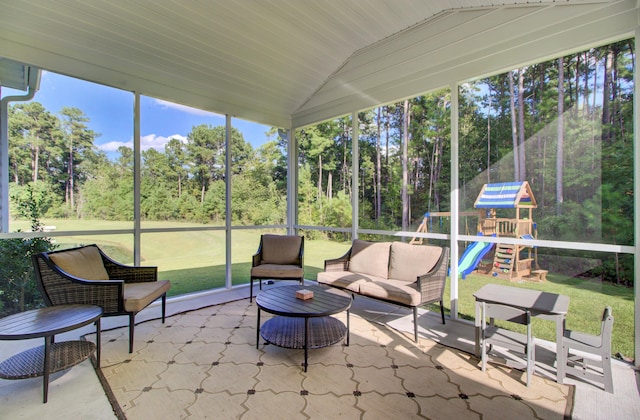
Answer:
[583, 52, 590, 116]
[601, 48, 613, 142]
[66, 141, 74, 206]
[508, 71, 519, 181]
[376, 108, 382, 220]
[430, 136, 443, 210]
[575, 53, 581, 117]
[32, 143, 39, 183]
[401, 100, 410, 230]
[517, 68, 526, 181]
[556, 57, 565, 215]
[486, 86, 492, 184]
[342, 123, 348, 193]
[385, 106, 389, 166]
[534, 64, 544, 189]
[317, 155, 323, 200]
[612, 44, 621, 137]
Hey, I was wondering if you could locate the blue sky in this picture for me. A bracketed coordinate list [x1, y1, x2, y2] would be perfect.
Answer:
[2, 71, 273, 158]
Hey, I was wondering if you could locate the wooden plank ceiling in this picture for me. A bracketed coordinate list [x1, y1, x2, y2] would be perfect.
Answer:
[0, 0, 632, 128]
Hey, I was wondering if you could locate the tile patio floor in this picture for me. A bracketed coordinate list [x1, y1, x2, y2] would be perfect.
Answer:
[0, 282, 638, 419]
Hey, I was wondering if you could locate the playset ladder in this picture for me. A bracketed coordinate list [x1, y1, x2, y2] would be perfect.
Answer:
[491, 244, 515, 279]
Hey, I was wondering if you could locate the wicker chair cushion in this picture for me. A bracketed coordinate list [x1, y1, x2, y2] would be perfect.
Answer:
[260, 235, 302, 265]
[49, 246, 110, 280]
[251, 264, 303, 279]
[348, 240, 391, 278]
[388, 242, 442, 282]
[123, 280, 171, 313]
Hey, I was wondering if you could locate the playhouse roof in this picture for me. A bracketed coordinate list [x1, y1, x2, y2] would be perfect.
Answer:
[474, 182, 537, 209]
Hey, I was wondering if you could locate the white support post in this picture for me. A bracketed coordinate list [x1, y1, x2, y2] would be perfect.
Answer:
[352, 112, 359, 240]
[286, 128, 297, 235]
[225, 115, 232, 289]
[634, 27, 640, 369]
[0, 67, 40, 233]
[133, 92, 141, 265]
[450, 83, 460, 319]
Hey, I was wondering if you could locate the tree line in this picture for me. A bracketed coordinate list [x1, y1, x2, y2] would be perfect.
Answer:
[7, 39, 635, 286]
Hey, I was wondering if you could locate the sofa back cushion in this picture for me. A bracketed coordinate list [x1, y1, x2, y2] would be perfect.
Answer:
[348, 240, 391, 278]
[260, 234, 302, 265]
[49, 246, 110, 280]
[388, 242, 442, 282]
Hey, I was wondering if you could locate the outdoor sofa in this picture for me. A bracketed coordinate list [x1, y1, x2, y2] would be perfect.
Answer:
[317, 239, 449, 341]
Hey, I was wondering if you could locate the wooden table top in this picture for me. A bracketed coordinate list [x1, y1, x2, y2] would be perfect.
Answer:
[256, 285, 351, 318]
[473, 283, 569, 315]
[0, 305, 103, 340]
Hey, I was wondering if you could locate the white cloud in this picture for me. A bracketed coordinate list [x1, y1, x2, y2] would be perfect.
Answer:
[142, 133, 186, 151]
[99, 140, 130, 152]
[98, 134, 186, 153]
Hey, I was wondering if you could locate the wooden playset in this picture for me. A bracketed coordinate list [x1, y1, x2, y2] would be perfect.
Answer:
[411, 181, 547, 282]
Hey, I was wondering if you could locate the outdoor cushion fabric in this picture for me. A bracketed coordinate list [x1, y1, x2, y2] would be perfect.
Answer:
[123, 280, 171, 313]
[348, 240, 391, 278]
[388, 242, 442, 282]
[260, 235, 302, 265]
[251, 264, 303, 279]
[317, 270, 386, 293]
[357, 278, 421, 307]
[49, 246, 110, 280]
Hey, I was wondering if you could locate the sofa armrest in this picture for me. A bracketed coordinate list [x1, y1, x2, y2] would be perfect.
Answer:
[324, 249, 351, 272]
[416, 247, 450, 305]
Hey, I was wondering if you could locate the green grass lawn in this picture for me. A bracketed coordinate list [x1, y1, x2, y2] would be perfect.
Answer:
[14, 218, 635, 359]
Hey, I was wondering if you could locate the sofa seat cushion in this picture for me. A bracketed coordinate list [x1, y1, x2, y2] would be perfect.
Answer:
[348, 240, 391, 278]
[251, 264, 303, 279]
[317, 271, 386, 293]
[358, 278, 422, 307]
[388, 242, 442, 282]
[124, 280, 171, 313]
[49, 246, 110, 280]
[260, 235, 302, 265]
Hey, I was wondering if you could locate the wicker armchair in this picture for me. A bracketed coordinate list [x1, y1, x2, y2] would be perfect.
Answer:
[250, 234, 304, 302]
[32, 244, 171, 353]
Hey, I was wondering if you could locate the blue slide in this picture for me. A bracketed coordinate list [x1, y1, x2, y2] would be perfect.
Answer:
[458, 241, 494, 279]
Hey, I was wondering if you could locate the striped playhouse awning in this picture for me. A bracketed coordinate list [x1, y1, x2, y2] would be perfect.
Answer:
[474, 182, 537, 209]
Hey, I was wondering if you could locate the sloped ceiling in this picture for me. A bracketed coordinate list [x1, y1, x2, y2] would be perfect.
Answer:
[0, 0, 635, 128]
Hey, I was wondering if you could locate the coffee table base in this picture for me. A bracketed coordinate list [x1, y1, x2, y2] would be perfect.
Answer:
[260, 316, 347, 371]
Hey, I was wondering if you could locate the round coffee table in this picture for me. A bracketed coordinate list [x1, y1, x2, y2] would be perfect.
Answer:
[255, 285, 351, 371]
[0, 304, 103, 403]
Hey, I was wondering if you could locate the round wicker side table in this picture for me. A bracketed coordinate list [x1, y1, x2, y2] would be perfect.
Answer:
[0, 304, 103, 403]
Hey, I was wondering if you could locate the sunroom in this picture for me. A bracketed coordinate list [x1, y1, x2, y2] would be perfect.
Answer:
[0, 0, 638, 418]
